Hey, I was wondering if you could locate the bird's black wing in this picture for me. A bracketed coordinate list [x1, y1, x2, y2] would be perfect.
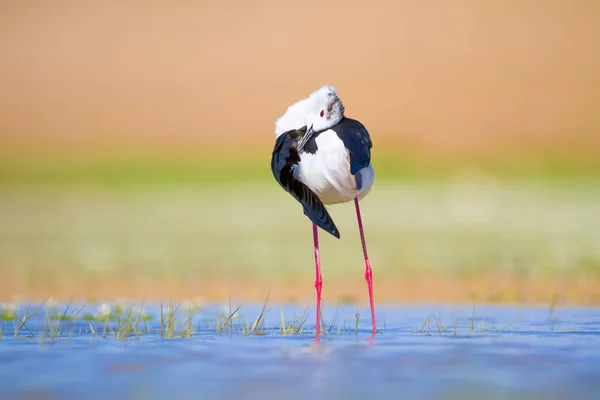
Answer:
[332, 118, 372, 175]
[271, 130, 340, 238]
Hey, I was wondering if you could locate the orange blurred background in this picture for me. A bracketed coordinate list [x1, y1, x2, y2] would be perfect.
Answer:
[1, 0, 599, 157]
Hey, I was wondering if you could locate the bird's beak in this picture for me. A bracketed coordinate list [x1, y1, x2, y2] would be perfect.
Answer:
[298, 124, 315, 151]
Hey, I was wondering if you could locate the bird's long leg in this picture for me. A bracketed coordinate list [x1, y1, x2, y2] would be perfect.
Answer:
[354, 197, 377, 333]
[313, 223, 322, 336]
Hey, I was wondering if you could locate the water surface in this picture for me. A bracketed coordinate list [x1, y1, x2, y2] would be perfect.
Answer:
[0, 303, 599, 400]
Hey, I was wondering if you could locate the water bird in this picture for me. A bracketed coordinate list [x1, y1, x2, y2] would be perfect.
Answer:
[271, 85, 377, 335]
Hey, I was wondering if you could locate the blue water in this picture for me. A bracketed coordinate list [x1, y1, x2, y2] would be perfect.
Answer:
[0, 303, 599, 400]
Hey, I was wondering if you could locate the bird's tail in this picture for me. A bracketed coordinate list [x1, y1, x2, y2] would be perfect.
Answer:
[303, 203, 340, 239]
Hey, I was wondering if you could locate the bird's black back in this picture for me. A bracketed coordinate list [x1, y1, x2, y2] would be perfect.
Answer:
[270, 128, 340, 238]
[331, 118, 372, 175]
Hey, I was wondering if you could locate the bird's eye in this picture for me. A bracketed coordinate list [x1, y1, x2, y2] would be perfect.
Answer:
[320, 110, 325, 118]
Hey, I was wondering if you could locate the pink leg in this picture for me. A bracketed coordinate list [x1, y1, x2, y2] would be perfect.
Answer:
[313, 223, 323, 336]
[354, 197, 377, 333]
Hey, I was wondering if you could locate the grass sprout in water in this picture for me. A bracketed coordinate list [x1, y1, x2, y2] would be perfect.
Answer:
[0, 298, 573, 343]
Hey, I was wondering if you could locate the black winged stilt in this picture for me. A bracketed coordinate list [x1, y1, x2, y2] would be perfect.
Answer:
[271, 86, 376, 335]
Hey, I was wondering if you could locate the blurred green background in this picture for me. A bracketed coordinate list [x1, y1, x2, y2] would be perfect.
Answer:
[1, 1, 599, 305]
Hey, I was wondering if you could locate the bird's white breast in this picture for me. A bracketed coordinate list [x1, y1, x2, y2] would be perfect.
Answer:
[295, 130, 374, 205]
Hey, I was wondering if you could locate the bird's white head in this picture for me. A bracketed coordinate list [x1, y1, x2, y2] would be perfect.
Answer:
[303, 85, 345, 134]
[275, 85, 345, 137]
